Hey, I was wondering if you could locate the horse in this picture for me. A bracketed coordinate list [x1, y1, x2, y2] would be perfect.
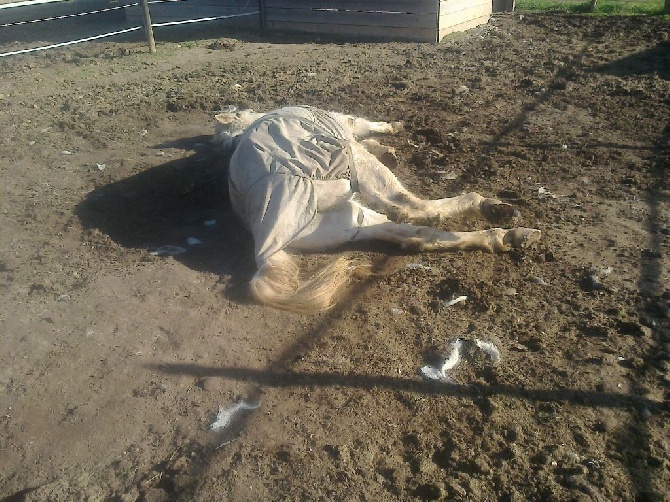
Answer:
[213, 105, 540, 313]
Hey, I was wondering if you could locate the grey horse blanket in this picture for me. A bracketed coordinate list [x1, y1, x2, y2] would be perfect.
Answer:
[228, 106, 356, 265]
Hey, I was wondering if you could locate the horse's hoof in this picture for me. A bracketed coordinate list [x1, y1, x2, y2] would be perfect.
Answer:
[390, 121, 404, 133]
[379, 150, 398, 169]
[503, 228, 541, 249]
[482, 200, 516, 225]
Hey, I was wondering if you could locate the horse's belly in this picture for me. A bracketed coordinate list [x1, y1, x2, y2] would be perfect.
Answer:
[313, 178, 354, 212]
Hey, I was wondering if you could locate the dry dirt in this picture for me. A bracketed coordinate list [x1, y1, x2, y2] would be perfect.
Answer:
[1, 12, 669, 502]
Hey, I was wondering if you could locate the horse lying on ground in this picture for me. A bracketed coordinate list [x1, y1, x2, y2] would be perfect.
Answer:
[213, 105, 540, 313]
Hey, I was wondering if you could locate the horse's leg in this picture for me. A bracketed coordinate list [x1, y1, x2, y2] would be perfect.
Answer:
[329, 112, 403, 139]
[359, 138, 398, 168]
[291, 200, 540, 253]
[350, 143, 517, 225]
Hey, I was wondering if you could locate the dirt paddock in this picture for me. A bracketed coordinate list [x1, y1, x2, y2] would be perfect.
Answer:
[1, 12, 669, 501]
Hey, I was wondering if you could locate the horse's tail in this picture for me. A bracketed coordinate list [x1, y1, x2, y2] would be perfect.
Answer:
[250, 251, 361, 313]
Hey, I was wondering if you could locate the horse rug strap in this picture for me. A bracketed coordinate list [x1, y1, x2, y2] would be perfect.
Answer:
[228, 106, 357, 264]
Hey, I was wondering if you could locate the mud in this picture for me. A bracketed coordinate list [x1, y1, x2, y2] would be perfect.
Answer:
[1, 12, 669, 501]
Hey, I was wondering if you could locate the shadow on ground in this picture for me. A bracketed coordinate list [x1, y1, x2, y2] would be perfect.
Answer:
[75, 138, 255, 283]
[597, 41, 670, 81]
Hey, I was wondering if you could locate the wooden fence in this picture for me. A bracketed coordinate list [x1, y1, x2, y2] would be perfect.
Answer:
[1, 0, 514, 58]
[263, 0, 505, 43]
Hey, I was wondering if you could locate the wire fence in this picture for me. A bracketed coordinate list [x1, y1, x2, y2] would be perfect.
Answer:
[0, 0, 260, 57]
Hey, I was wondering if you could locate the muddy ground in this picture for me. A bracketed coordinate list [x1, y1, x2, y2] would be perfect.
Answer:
[1, 12, 669, 502]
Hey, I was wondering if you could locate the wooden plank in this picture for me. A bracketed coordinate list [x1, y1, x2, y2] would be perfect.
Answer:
[266, 19, 436, 42]
[438, 13, 489, 40]
[439, 0, 489, 16]
[266, 8, 435, 29]
[147, 6, 256, 18]
[264, 0, 437, 14]
[439, 1, 491, 26]
[125, 2, 259, 24]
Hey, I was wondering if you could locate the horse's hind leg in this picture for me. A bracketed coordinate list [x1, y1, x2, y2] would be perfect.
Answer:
[359, 138, 398, 168]
[350, 143, 517, 225]
[329, 112, 403, 139]
[291, 200, 540, 253]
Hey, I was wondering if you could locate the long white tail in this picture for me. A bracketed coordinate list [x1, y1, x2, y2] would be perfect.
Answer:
[250, 251, 357, 313]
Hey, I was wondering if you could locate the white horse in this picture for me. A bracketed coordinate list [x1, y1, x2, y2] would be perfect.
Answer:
[214, 105, 540, 313]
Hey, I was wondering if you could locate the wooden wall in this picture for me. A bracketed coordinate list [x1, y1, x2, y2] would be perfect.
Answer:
[263, 0, 440, 42]
[263, 0, 495, 43]
[438, 0, 492, 40]
[126, 0, 260, 28]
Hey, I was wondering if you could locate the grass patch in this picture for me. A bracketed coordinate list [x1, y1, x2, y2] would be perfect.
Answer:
[516, 0, 667, 15]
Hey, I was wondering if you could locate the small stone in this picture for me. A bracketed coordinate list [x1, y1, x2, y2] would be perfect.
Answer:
[503, 287, 517, 296]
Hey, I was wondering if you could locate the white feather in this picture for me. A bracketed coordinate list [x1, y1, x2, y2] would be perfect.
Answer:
[475, 339, 501, 363]
[210, 401, 261, 431]
[419, 339, 462, 383]
[442, 296, 467, 308]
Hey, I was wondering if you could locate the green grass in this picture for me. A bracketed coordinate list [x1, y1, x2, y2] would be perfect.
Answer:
[516, 0, 667, 15]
